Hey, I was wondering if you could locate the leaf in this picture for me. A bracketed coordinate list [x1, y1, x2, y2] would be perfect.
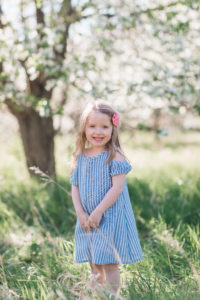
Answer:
[194, 104, 200, 115]
[36, 0, 42, 9]
[169, 106, 179, 114]
[166, 11, 178, 21]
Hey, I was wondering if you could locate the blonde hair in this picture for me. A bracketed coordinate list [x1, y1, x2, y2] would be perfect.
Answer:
[71, 100, 125, 172]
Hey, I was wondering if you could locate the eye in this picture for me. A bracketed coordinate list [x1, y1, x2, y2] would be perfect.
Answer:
[90, 125, 95, 128]
[103, 126, 108, 128]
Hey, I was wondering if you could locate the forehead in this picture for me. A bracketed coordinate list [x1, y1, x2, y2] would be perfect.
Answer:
[87, 111, 111, 124]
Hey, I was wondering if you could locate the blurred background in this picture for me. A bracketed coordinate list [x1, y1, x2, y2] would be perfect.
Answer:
[0, 1, 200, 299]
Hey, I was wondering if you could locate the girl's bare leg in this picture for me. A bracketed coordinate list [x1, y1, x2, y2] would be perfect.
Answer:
[104, 264, 120, 296]
[89, 262, 105, 288]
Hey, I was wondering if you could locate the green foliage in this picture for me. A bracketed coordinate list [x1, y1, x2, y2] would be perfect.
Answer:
[0, 132, 200, 299]
[35, 0, 42, 9]
[128, 171, 200, 232]
[194, 103, 200, 115]
[137, 123, 150, 131]
[169, 106, 179, 114]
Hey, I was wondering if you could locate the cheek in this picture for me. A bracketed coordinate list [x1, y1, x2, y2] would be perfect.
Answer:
[85, 128, 91, 136]
[106, 129, 113, 138]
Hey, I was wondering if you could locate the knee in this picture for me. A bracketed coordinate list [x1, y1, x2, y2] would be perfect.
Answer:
[104, 263, 119, 274]
[89, 263, 105, 285]
[90, 262, 104, 273]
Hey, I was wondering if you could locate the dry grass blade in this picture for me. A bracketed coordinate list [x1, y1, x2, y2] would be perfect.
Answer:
[29, 166, 72, 196]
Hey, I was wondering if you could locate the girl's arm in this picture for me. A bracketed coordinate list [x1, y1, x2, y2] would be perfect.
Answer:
[71, 185, 85, 216]
[72, 185, 92, 231]
[96, 173, 126, 214]
[87, 152, 127, 227]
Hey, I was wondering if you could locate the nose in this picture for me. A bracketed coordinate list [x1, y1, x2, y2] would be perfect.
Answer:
[95, 127, 103, 134]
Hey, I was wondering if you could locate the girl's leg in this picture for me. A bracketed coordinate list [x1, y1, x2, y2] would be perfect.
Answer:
[89, 262, 105, 287]
[104, 263, 120, 295]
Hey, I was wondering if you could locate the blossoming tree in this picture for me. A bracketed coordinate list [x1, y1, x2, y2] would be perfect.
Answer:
[0, 0, 96, 176]
[0, 0, 199, 176]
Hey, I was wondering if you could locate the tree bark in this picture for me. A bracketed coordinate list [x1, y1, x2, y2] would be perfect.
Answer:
[18, 109, 55, 177]
[6, 102, 55, 177]
[153, 108, 162, 141]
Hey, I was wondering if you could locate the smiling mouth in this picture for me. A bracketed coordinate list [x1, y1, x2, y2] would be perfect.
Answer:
[93, 137, 104, 142]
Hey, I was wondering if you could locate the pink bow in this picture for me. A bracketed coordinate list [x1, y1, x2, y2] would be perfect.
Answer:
[112, 112, 120, 126]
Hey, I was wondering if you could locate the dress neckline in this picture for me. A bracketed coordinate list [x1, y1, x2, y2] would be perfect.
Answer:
[82, 150, 108, 159]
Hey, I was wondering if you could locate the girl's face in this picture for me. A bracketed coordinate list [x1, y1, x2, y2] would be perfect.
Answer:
[85, 111, 113, 151]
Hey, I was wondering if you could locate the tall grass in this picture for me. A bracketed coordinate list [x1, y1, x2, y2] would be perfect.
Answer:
[0, 131, 200, 299]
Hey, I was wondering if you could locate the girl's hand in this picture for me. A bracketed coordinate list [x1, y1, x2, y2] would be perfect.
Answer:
[88, 208, 103, 229]
[78, 212, 92, 231]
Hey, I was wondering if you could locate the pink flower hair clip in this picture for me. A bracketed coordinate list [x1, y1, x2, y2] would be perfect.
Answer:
[112, 112, 120, 126]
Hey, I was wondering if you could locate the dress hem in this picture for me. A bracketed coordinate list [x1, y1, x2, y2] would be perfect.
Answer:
[75, 255, 143, 265]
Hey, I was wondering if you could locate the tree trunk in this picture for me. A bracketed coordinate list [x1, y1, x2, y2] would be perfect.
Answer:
[153, 108, 161, 141]
[18, 109, 55, 177]
[7, 104, 56, 177]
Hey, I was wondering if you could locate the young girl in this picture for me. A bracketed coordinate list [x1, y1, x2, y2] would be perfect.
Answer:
[70, 101, 142, 297]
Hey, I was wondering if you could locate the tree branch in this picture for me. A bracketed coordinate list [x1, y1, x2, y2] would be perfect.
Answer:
[20, 0, 26, 24]
[130, 0, 190, 17]
[34, 0, 45, 25]
[34, 0, 45, 40]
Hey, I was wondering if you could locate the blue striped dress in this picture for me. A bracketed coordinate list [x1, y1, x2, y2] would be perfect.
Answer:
[70, 150, 143, 265]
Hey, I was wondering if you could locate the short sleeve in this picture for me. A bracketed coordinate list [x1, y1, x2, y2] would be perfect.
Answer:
[110, 159, 132, 176]
[70, 163, 79, 185]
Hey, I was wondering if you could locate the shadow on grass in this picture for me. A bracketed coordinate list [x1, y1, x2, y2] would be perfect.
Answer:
[1, 173, 199, 238]
[127, 175, 200, 232]
[0, 178, 74, 236]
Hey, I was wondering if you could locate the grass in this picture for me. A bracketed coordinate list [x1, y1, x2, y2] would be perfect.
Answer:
[0, 130, 200, 299]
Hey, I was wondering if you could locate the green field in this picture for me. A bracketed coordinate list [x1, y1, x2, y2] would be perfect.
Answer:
[0, 131, 200, 299]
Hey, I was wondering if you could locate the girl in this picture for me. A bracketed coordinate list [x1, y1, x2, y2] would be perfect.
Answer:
[70, 101, 142, 297]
